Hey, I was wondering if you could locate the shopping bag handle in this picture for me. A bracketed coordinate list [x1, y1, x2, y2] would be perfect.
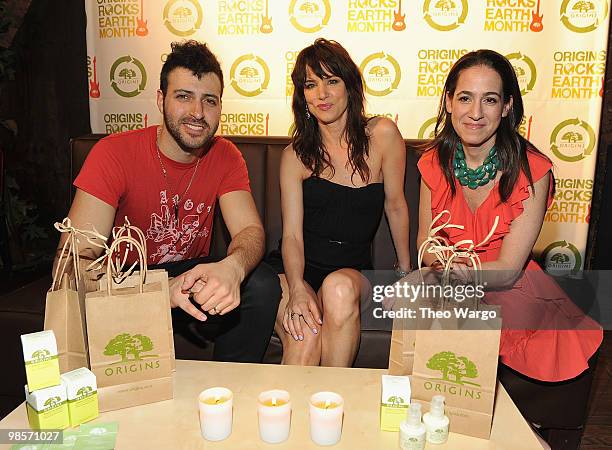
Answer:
[417, 210, 499, 289]
[106, 235, 147, 294]
[109, 217, 149, 282]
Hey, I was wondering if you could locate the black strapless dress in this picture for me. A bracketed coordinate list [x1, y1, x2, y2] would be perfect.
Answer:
[266, 177, 385, 291]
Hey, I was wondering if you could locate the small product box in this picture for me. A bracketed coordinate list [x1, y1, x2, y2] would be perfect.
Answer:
[21, 330, 61, 392]
[25, 382, 69, 430]
[380, 374, 411, 431]
[61, 367, 99, 427]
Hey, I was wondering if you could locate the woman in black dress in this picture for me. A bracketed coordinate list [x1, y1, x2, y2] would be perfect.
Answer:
[267, 39, 410, 366]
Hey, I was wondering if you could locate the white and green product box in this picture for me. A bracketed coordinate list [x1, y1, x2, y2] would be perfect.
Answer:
[380, 374, 411, 431]
[21, 330, 61, 392]
[25, 382, 69, 430]
[61, 368, 99, 427]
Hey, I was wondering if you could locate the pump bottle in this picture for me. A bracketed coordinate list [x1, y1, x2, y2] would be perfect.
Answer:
[399, 402, 426, 450]
[423, 395, 449, 444]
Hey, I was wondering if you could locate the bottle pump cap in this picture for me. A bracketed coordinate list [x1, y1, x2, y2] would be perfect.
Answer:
[406, 402, 422, 426]
[429, 395, 445, 418]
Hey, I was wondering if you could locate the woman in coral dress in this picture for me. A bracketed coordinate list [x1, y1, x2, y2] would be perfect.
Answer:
[417, 49, 602, 382]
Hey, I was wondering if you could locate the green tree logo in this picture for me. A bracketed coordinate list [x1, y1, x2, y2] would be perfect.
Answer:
[103, 333, 157, 363]
[426, 351, 481, 386]
[44, 396, 62, 408]
[119, 68, 136, 80]
[163, 0, 202, 36]
[300, 2, 319, 13]
[550, 253, 570, 264]
[386, 395, 405, 406]
[369, 66, 390, 77]
[173, 7, 192, 18]
[573, 1, 595, 12]
[435, 0, 456, 11]
[239, 66, 259, 78]
[77, 386, 93, 397]
[561, 131, 583, 143]
[31, 349, 51, 360]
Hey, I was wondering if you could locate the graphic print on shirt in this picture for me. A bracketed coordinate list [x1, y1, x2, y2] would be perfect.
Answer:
[147, 190, 211, 263]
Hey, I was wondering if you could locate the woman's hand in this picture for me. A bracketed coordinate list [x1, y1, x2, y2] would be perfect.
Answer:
[283, 284, 322, 341]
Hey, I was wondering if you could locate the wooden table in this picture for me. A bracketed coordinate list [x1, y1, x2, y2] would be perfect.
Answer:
[0, 360, 547, 449]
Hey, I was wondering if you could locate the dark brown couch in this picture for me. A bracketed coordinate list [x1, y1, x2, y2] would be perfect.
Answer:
[0, 135, 597, 449]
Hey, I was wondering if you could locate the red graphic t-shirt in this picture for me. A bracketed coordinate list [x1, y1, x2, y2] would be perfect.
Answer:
[74, 126, 250, 264]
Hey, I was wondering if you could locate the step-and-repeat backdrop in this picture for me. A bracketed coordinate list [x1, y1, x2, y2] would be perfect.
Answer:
[85, 0, 610, 273]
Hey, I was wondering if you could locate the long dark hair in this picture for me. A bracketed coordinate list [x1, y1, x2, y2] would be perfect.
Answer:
[291, 39, 370, 183]
[427, 49, 551, 202]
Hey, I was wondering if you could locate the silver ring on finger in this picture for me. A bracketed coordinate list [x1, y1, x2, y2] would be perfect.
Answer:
[212, 306, 218, 314]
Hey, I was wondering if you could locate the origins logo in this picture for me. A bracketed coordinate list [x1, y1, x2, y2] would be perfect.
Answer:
[426, 351, 480, 386]
[418, 117, 437, 139]
[220, 112, 270, 136]
[163, 0, 203, 36]
[550, 118, 596, 162]
[31, 349, 51, 362]
[76, 386, 94, 399]
[43, 396, 63, 410]
[110, 56, 147, 98]
[103, 332, 161, 377]
[104, 112, 148, 134]
[422, 351, 483, 399]
[289, 0, 331, 33]
[542, 240, 582, 275]
[423, 0, 468, 31]
[560, 0, 609, 33]
[230, 54, 270, 97]
[360, 52, 401, 96]
[506, 52, 536, 96]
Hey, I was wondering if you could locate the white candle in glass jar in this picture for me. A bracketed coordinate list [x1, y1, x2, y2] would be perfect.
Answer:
[309, 391, 344, 446]
[257, 389, 291, 443]
[198, 387, 233, 441]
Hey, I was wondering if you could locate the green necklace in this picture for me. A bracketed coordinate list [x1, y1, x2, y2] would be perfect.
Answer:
[453, 144, 500, 190]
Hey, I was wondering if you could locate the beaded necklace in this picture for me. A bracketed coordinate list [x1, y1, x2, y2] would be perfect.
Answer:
[453, 143, 500, 190]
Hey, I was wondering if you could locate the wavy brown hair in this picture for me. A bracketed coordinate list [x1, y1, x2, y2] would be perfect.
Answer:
[291, 39, 370, 183]
[426, 49, 552, 202]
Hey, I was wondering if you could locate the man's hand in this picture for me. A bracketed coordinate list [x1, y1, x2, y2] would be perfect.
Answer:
[180, 260, 243, 316]
[169, 275, 207, 321]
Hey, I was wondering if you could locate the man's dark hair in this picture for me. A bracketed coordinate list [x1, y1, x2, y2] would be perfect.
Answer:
[160, 40, 224, 96]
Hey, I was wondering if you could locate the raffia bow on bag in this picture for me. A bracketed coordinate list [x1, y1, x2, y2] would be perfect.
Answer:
[417, 210, 500, 289]
[44, 219, 107, 372]
[86, 233, 174, 412]
[389, 210, 502, 439]
[98, 218, 176, 370]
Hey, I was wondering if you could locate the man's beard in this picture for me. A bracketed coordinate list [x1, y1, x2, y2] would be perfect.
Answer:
[163, 110, 219, 154]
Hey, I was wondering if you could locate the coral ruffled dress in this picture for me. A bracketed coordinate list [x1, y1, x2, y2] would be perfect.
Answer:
[418, 149, 603, 382]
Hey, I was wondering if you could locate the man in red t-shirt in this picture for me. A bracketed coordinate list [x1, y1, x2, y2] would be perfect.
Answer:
[56, 40, 280, 362]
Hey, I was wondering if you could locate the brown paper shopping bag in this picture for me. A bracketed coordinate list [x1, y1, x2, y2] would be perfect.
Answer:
[44, 220, 90, 372]
[389, 210, 502, 439]
[410, 308, 501, 440]
[99, 223, 175, 370]
[86, 236, 174, 412]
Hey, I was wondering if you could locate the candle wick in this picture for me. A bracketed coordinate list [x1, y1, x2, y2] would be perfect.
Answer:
[215, 395, 220, 404]
[325, 399, 330, 409]
[272, 397, 277, 406]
